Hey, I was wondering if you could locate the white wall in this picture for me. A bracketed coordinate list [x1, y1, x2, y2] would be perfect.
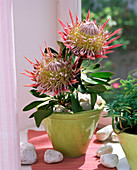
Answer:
[13, 0, 81, 130]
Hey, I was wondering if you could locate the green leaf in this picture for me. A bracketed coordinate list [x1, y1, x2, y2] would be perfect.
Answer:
[44, 47, 58, 54]
[86, 85, 108, 94]
[57, 41, 66, 51]
[29, 113, 34, 118]
[89, 77, 110, 85]
[70, 54, 76, 65]
[38, 100, 58, 110]
[23, 101, 46, 111]
[57, 41, 69, 60]
[30, 89, 49, 98]
[93, 63, 101, 69]
[81, 59, 91, 67]
[34, 107, 53, 127]
[89, 72, 114, 78]
[77, 84, 87, 93]
[70, 91, 83, 113]
[81, 73, 98, 84]
[108, 78, 120, 84]
[90, 93, 97, 109]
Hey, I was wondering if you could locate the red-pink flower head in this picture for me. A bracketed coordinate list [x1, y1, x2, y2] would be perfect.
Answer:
[22, 42, 81, 96]
[58, 9, 123, 60]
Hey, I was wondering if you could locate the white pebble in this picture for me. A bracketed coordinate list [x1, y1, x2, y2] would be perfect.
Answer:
[78, 92, 90, 103]
[54, 105, 72, 113]
[100, 154, 119, 168]
[20, 142, 37, 165]
[96, 125, 113, 141]
[44, 149, 63, 164]
[54, 105, 65, 112]
[80, 101, 91, 111]
[110, 132, 119, 142]
[96, 144, 113, 157]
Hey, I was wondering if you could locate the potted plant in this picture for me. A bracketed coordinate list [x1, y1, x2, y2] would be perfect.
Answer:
[22, 10, 122, 157]
[106, 75, 137, 170]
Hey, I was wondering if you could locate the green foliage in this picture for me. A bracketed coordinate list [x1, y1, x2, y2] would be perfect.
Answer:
[23, 57, 112, 127]
[106, 75, 137, 134]
[90, 93, 97, 110]
[29, 89, 49, 98]
[82, 0, 137, 52]
[128, 69, 137, 80]
[23, 101, 46, 111]
[34, 107, 53, 127]
[70, 90, 83, 113]
[23, 30, 114, 127]
[80, 60, 112, 108]
[44, 47, 58, 54]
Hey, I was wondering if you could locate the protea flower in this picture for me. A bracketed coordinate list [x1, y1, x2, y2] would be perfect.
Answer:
[22, 43, 81, 96]
[58, 10, 123, 60]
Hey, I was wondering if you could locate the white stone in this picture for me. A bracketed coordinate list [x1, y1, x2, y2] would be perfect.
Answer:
[78, 92, 90, 103]
[44, 149, 63, 164]
[80, 101, 91, 111]
[96, 144, 113, 157]
[96, 125, 113, 141]
[78, 93, 103, 106]
[110, 132, 119, 142]
[54, 105, 65, 112]
[54, 105, 72, 113]
[20, 142, 37, 165]
[96, 95, 103, 106]
[100, 154, 119, 168]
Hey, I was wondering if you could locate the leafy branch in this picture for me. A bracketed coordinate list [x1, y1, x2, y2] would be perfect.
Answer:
[106, 75, 137, 134]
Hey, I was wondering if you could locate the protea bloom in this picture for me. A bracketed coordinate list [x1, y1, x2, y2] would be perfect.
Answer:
[58, 10, 123, 60]
[22, 43, 81, 96]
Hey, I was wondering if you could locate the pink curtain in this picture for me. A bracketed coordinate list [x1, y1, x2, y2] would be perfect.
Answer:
[0, 0, 21, 169]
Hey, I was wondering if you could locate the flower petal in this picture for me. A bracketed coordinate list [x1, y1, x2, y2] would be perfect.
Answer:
[105, 36, 120, 45]
[106, 44, 124, 50]
[95, 55, 108, 58]
[86, 9, 90, 21]
[107, 29, 122, 39]
[69, 9, 74, 26]
[101, 18, 110, 30]
[58, 18, 70, 35]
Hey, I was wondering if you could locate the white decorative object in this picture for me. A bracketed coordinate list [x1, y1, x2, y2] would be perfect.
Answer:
[100, 154, 119, 168]
[96, 125, 113, 141]
[110, 132, 119, 142]
[96, 144, 113, 157]
[54, 105, 65, 112]
[20, 142, 37, 165]
[78, 92, 91, 103]
[44, 149, 63, 164]
[80, 101, 91, 110]
[54, 105, 72, 113]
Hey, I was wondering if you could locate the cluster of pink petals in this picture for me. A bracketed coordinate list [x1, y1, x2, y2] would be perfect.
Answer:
[22, 43, 81, 96]
[57, 10, 123, 60]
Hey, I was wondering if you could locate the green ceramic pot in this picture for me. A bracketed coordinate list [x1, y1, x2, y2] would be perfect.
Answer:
[43, 104, 104, 157]
[114, 125, 137, 170]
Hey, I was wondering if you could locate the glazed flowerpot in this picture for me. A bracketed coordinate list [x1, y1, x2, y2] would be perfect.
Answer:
[43, 105, 104, 157]
[115, 126, 137, 170]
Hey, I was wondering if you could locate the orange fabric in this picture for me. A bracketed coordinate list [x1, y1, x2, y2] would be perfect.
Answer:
[28, 130, 117, 170]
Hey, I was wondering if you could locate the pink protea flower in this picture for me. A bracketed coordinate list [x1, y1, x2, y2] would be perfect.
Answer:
[22, 43, 81, 96]
[58, 10, 123, 60]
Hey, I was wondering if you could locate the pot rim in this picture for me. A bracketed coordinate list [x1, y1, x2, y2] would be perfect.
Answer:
[114, 122, 137, 137]
[47, 100, 105, 120]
